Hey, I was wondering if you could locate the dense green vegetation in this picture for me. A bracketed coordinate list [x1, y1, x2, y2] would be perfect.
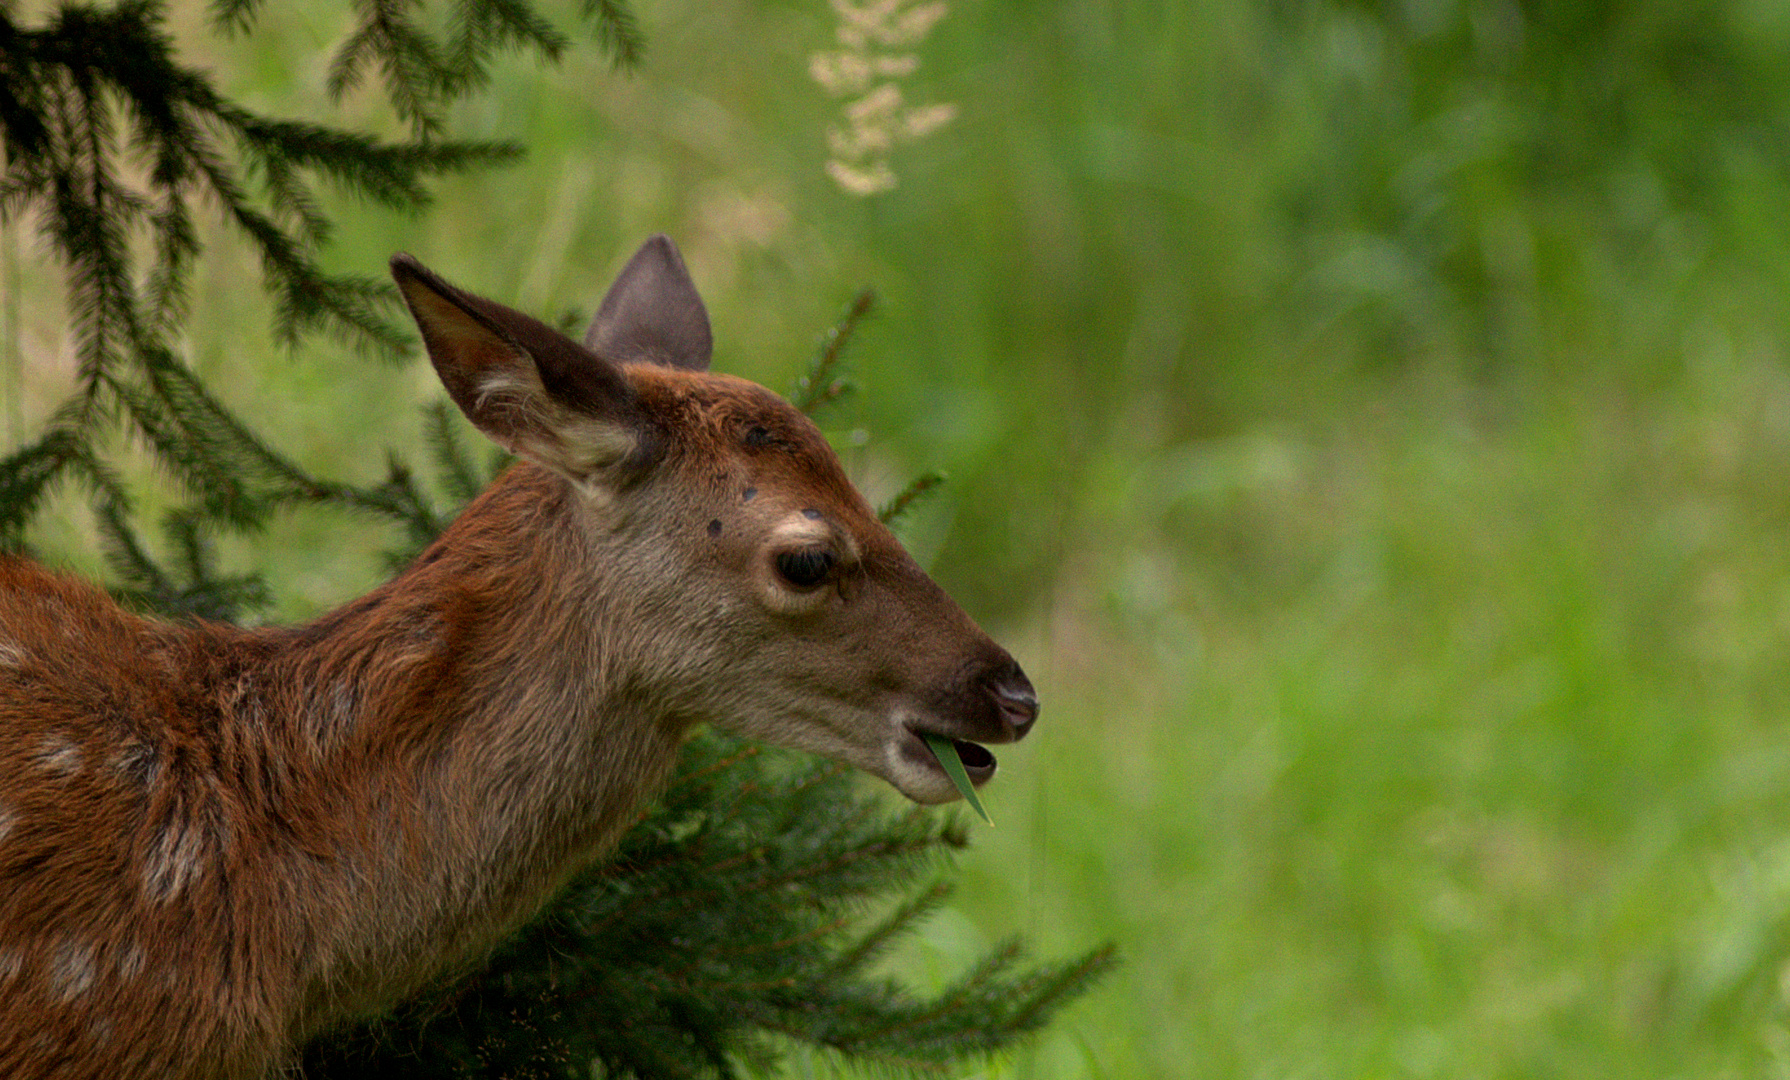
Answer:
[13, 0, 1790, 1075]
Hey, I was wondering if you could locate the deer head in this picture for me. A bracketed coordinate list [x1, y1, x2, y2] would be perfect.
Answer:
[391, 236, 1037, 805]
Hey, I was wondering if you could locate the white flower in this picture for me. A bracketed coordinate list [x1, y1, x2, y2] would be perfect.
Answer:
[810, 51, 873, 96]
[883, 1, 948, 46]
[901, 102, 956, 139]
[808, 0, 956, 196]
[845, 84, 904, 127]
[826, 159, 899, 195]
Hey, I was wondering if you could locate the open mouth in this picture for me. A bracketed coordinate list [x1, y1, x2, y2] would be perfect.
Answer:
[907, 729, 997, 785]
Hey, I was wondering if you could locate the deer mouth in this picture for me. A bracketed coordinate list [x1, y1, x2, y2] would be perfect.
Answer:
[900, 726, 997, 787]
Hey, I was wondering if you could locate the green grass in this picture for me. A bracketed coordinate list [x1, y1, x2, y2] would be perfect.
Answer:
[14, 0, 1790, 1075]
[935, 366, 1790, 1078]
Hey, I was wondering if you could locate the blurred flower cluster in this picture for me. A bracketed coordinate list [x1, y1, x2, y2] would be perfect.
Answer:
[809, 0, 956, 195]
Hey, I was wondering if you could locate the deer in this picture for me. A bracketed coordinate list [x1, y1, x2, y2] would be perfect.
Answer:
[0, 236, 1037, 1079]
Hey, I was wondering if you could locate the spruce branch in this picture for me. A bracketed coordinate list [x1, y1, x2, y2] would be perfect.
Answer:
[822, 880, 954, 981]
[792, 288, 874, 414]
[582, 0, 644, 68]
[877, 470, 944, 527]
[423, 399, 490, 504]
[321, 0, 641, 136]
[95, 498, 273, 620]
[327, 0, 467, 137]
[225, 111, 522, 210]
[450, 0, 571, 76]
[106, 367, 259, 527]
[93, 495, 177, 600]
[0, 426, 96, 550]
[206, 0, 263, 37]
[4, 0, 527, 374]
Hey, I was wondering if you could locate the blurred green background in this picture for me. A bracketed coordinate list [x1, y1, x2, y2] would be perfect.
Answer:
[15, 0, 1790, 1075]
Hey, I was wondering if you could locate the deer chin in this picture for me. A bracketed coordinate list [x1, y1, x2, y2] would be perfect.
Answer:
[879, 721, 998, 806]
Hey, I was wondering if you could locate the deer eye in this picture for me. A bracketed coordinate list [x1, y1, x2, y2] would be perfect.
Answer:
[774, 548, 836, 590]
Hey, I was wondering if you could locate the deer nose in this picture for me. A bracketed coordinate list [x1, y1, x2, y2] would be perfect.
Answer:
[991, 668, 1039, 740]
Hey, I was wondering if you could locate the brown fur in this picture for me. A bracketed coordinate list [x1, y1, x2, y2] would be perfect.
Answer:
[0, 241, 1035, 1078]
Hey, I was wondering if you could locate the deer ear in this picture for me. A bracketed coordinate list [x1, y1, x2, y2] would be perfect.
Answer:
[392, 254, 655, 479]
[583, 235, 713, 371]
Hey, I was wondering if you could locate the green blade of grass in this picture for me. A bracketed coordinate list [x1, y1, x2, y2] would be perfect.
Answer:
[922, 733, 995, 827]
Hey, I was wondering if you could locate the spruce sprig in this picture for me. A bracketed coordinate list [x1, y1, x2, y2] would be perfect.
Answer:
[792, 288, 873, 415]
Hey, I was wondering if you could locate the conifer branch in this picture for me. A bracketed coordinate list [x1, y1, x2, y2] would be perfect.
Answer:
[878, 469, 945, 526]
[0, 427, 94, 550]
[792, 287, 873, 414]
[93, 496, 177, 599]
[582, 0, 644, 68]
[422, 399, 488, 504]
[823, 880, 954, 980]
[450, 0, 570, 75]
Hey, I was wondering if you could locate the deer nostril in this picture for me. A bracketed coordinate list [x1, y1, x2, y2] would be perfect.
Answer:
[992, 678, 1039, 738]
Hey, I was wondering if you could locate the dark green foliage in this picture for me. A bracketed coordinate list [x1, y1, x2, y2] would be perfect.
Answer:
[0, 0, 639, 610]
[0, 0, 1111, 1071]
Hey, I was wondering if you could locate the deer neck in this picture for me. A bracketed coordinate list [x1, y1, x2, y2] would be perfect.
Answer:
[279, 463, 690, 1027]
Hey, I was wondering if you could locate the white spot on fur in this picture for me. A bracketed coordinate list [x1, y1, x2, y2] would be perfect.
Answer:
[48, 939, 96, 1000]
[0, 640, 24, 667]
[0, 949, 21, 981]
[115, 942, 147, 982]
[34, 734, 83, 777]
[143, 819, 209, 904]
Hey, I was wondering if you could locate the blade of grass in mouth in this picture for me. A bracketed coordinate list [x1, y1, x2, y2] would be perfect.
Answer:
[922, 733, 994, 827]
